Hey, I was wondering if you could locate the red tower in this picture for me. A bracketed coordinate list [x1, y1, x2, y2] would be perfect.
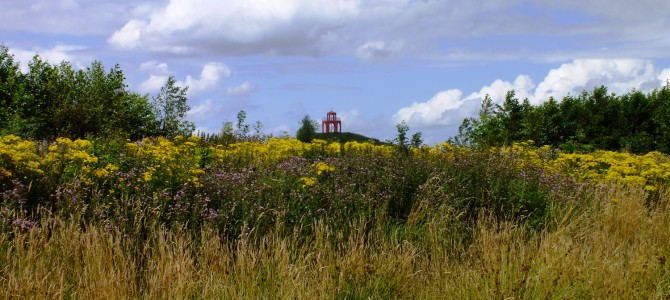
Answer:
[322, 110, 342, 133]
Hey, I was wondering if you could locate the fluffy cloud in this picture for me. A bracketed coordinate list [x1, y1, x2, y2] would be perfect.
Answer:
[394, 74, 536, 127]
[395, 59, 670, 128]
[226, 82, 256, 97]
[9, 44, 89, 72]
[659, 68, 670, 85]
[0, 0, 147, 35]
[139, 74, 169, 93]
[394, 90, 467, 127]
[107, 0, 670, 60]
[533, 59, 659, 103]
[109, 0, 361, 55]
[183, 63, 232, 93]
[187, 97, 252, 125]
[139, 61, 232, 93]
[356, 40, 404, 62]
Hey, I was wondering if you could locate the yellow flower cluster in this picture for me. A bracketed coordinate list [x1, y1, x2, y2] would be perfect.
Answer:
[41, 137, 108, 185]
[208, 138, 395, 165]
[548, 150, 670, 191]
[300, 176, 317, 188]
[300, 161, 336, 189]
[487, 140, 670, 191]
[2, 134, 670, 193]
[314, 161, 336, 175]
[126, 135, 204, 187]
[0, 135, 43, 178]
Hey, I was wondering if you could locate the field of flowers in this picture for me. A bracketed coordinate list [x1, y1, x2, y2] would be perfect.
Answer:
[1, 134, 670, 298]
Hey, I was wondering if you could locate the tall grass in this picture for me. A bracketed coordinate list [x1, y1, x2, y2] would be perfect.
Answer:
[2, 136, 669, 298]
[2, 184, 668, 298]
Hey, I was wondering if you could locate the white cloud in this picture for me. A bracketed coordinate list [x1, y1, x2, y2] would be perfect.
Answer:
[0, 1, 144, 35]
[356, 40, 404, 62]
[139, 74, 169, 93]
[187, 99, 217, 120]
[108, 0, 361, 55]
[395, 59, 669, 128]
[659, 68, 670, 85]
[394, 90, 467, 127]
[139, 61, 232, 93]
[226, 82, 256, 97]
[471, 75, 536, 105]
[108, 20, 147, 50]
[139, 61, 169, 74]
[106, 0, 670, 60]
[9, 44, 89, 72]
[534, 59, 659, 103]
[394, 74, 536, 127]
[183, 63, 232, 93]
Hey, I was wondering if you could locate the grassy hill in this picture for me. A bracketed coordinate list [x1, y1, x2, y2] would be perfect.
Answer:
[314, 132, 387, 145]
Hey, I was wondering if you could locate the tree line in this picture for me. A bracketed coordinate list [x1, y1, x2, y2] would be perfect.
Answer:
[454, 84, 670, 153]
[0, 45, 194, 141]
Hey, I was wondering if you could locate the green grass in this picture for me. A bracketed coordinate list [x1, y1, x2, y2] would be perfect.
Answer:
[1, 185, 669, 298]
[2, 136, 669, 298]
[314, 132, 386, 145]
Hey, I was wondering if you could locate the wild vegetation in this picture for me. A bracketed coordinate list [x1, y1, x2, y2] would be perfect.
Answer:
[456, 85, 670, 154]
[0, 45, 193, 140]
[1, 134, 670, 298]
[1, 46, 670, 298]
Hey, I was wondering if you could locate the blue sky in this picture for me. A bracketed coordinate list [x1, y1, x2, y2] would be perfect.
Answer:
[2, 0, 670, 144]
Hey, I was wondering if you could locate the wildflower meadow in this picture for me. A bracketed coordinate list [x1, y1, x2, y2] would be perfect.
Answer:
[1, 134, 669, 298]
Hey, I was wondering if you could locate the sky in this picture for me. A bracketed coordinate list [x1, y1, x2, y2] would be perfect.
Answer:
[2, 0, 670, 144]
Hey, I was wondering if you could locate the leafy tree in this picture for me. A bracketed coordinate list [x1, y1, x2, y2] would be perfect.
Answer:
[253, 120, 265, 141]
[122, 92, 158, 140]
[455, 94, 503, 147]
[498, 90, 523, 144]
[519, 98, 541, 142]
[235, 110, 250, 139]
[152, 76, 195, 138]
[0, 45, 21, 130]
[536, 97, 562, 146]
[411, 132, 423, 148]
[296, 115, 317, 143]
[394, 120, 410, 153]
[220, 120, 236, 145]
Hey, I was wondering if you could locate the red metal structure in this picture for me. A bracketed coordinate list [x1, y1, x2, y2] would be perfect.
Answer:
[322, 110, 342, 133]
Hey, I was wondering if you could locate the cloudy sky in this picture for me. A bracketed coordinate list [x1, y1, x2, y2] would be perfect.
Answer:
[2, 0, 670, 143]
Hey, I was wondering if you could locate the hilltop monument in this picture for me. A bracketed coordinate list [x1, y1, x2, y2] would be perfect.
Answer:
[322, 110, 342, 133]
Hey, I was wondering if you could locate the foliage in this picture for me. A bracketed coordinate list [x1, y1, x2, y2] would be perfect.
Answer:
[456, 85, 670, 154]
[393, 120, 410, 153]
[296, 115, 318, 143]
[0, 45, 198, 140]
[152, 76, 195, 138]
[314, 131, 384, 145]
[1, 134, 670, 298]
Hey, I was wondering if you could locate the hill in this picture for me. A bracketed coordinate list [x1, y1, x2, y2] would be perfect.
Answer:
[314, 132, 386, 145]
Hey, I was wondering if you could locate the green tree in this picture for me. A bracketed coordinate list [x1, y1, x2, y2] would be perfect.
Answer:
[235, 110, 250, 139]
[454, 94, 503, 147]
[153, 76, 195, 138]
[220, 120, 236, 145]
[0, 45, 21, 131]
[122, 92, 158, 140]
[394, 120, 410, 153]
[498, 90, 523, 144]
[296, 115, 317, 143]
[411, 131, 423, 148]
[252, 120, 265, 141]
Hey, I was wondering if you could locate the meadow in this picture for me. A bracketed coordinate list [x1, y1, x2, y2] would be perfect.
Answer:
[1, 135, 669, 299]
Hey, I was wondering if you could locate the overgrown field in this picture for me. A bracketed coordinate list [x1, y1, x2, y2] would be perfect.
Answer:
[1, 135, 669, 298]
